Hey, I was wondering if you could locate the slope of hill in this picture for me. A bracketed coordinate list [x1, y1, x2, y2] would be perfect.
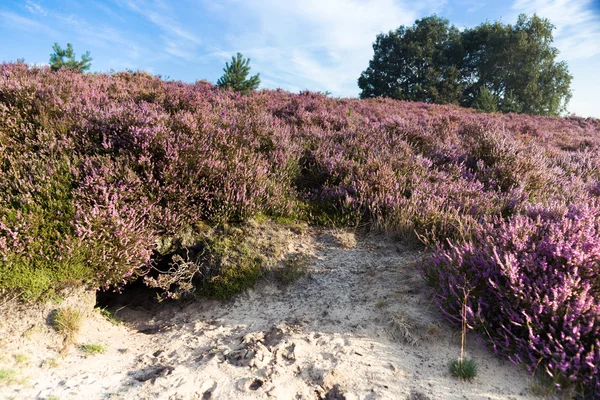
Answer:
[1, 62, 599, 396]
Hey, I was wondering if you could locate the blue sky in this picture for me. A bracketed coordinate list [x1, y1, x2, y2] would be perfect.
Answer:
[1, 0, 599, 118]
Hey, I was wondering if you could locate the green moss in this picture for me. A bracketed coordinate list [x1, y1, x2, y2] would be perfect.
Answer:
[0, 249, 89, 302]
[201, 260, 261, 300]
[199, 225, 264, 300]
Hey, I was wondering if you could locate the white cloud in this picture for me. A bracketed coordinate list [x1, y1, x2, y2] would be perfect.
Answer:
[93, 1, 127, 24]
[25, 0, 47, 16]
[511, 0, 600, 60]
[118, 0, 202, 61]
[206, 0, 445, 97]
[0, 11, 56, 34]
[46, 11, 144, 62]
[10, 3, 147, 69]
[456, 0, 487, 13]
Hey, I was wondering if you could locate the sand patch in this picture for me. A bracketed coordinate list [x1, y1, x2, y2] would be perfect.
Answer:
[1, 230, 537, 400]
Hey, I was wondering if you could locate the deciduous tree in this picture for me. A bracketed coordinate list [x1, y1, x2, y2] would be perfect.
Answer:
[359, 14, 572, 116]
[358, 16, 463, 105]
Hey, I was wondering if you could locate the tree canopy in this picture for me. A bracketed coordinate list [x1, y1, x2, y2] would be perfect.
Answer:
[216, 53, 260, 94]
[358, 14, 572, 116]
[49, 42, 92, 72]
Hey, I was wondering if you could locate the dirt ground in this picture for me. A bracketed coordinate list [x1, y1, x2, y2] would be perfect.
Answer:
[0, 229, 539, 400]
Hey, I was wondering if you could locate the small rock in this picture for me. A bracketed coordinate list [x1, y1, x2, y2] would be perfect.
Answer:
[407, 390, 431, 400]
[283, 343, 296, 361]
[133, 365, 174, 383]
[323, 383, 345, 400]
[248, 379, 264, 391]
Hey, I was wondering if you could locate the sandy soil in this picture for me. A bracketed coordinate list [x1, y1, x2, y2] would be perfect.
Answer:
[0, 229, 539, 400]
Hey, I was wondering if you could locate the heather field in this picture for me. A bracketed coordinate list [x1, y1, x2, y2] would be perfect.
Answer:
[1, 62, 600, 396]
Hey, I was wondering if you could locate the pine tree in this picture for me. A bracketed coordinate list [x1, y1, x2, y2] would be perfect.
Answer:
[49, 43, 92, 72]
[472, 87, 498, 113]
[216, 53, 260, 94]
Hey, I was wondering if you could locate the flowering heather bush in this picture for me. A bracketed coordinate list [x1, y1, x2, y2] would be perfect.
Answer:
[2, 61, 600, 391]
[73, 156, 157, 288]
[424, 203, 600, 396]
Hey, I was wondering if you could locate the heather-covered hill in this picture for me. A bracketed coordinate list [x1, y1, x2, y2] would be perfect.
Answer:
[1, 62, 599, 396]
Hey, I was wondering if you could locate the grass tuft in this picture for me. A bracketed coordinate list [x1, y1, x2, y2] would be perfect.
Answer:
[52, 307, 83, 343]
[42, 357, 59, 369]
[13, 353, 29, 365]
[388, 310, 420, 345]
[0, 368, 17, 385]
[80, 343, 106, 355]
[97, 307, 121, 325]
[0, 368, 25, 386]
[276, 253, 312, 284]
[449, 357, 478, 381]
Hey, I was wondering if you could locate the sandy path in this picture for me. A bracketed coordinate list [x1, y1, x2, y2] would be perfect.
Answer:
[1, 231, 538, 400]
